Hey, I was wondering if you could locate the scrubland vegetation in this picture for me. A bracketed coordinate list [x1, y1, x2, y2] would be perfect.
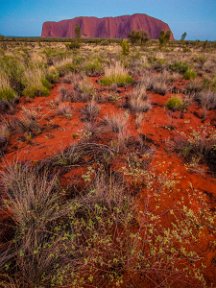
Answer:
[0, 38, 216, 288]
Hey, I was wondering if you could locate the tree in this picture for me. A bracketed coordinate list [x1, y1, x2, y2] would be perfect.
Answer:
[74, 24, 81, 40]
[181, 32, 187, 41]
[159, 30, 171, 47]
[128, 30, 149, 45]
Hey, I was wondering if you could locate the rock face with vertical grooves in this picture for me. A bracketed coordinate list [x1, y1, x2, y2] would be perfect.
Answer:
[41, 13, 174, 39]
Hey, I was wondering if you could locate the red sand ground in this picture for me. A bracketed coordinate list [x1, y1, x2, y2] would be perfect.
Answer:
[0, 76, 216, 286]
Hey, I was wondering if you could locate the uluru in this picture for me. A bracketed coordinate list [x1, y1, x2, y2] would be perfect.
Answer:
[41, 13, 174, 39]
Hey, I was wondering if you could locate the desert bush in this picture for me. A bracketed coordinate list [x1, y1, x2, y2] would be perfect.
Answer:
[46, 66, 59, 83]
[142, 70, 172, 95]
[39, 142, 115, 172]
[15, 108, 41, 137]
[127, 83, 152, 112]
[184, 68, 197, 80]
[72, 77, 95, 102]
[62, 72, 81, 84]
[166, 96, 184, 111]
[128, 30, 149, 45]
[186, 79, 203, 94]
[0, 124, 10, 155]
[120, 39, 130, 56]
[81, 101, 100, 122]
[103, 112, 129, 133]
[66, 40, 81, 50]
[203, 75, 216, 92]
[159, 30, 172, 46]
[56, 103, 72, 118]
[169, 61, 189, 74]
[56, 86, 72, 103]
[202, 58, 216, 73]
[175, 126, 216, 172]
[54, 57, 77, 76]
[0, 72, 17, 101]
[1, 164, 69, 287]
[195, 90, 216, 115]
[0, 55, 24, 94]
[100, 62, 133, 86]
[150, 73, 170, 95]
[23, 66, 50, 98]
[83, 57, 103, 76]
[169, 61, 196, 80]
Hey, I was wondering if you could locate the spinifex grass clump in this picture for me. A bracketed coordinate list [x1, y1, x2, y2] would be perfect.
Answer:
[128, 83, 152, 112]
[166, 96, 184, 111]
[100, 62, 133, 87]
[169, 61, 197, 80]
[0, 72, 17, 101]
[84, 57, 103, 76]
[0, 55, 24, 95]
[175, 126, 216, 173]
[23, 66, 50, 98]
[184, 68, 197, 80]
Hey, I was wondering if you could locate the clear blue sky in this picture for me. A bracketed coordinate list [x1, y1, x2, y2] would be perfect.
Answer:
[0, 0, 216, 40]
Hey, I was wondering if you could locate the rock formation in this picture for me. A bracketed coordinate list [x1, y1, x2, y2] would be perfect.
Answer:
[41, 13, 174, 39]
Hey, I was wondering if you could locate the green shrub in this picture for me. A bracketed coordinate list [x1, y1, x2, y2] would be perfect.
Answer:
[120, 39, 130, 56]
[23, 66, 50, 98]
[159, 30, 172, 46]
[128, 30, 149, 45]
[100, 74, 133, 86]
[23, 85, 49, 98]
[47, 66, 60, 83]
[169, 61, 189, 74]
[203, 75, 216, 92]
[66, 41, 80, 50]
[84, 57, 103, 76]
[0, 72, 17, 101]
[0, 88, 17, 101]
[0, 55, 24, 94]
[100, 62, 133, 87]
[166, 96, 184, 111]
[184, 68, 197, 80]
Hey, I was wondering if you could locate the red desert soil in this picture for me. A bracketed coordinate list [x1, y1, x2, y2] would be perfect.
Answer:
[1, 76, 216, 285]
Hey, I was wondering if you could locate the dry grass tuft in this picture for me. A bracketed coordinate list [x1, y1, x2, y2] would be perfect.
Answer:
[127, 83, 152, 113]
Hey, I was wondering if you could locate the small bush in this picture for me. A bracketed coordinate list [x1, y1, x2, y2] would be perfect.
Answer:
[0, 55, 24, 94]
[128, 84, 152, 112]
[0, 124, 10, 155]
[128, 30, 149, 45]
[0, 72, 17, 101]
[120, 39, 130, 56]
[186, 79, 203, 94]
[66, 40, 80, 50]
[169, 62, 189, 74]
[196, 90, 216, 110]
[15, 108, 41, 136]
[84, 57, 103, 76]
[175, 126, 216, 173]
[56, 103, 72, 118]
[46, 66, 59, 83]
[100, 62, 133, 87]
[54, 57, 77, 76]
[23, 66, 50, 98]
[159, 30, 172, 46]
[103, 113, 128, 133]
[184, 68, 197, 80]
[166, 96, 184, 111]
[73, 77, 95, 102]
[81, 101, 100, 122]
